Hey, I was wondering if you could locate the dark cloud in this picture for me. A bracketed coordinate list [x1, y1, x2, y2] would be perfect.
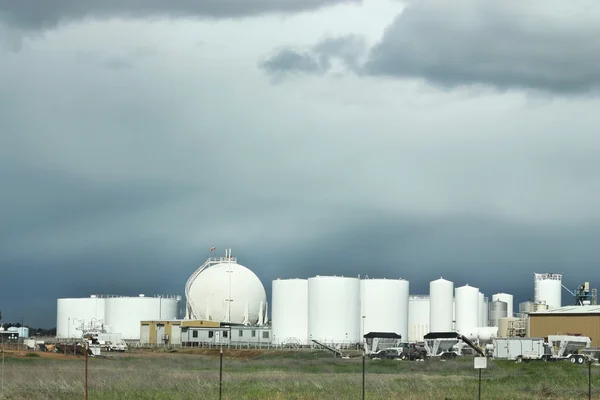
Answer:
[261, 0, 600, 93]
[0, 0, 360, 31]
[259, 35, 366, 77]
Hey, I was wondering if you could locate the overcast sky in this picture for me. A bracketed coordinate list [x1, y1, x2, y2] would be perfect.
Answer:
[2, 0, 600, 328]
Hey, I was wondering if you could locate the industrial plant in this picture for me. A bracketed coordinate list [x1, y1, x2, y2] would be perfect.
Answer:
[47, 249, 600, 363]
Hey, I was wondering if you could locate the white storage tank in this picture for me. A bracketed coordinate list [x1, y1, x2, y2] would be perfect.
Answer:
[360, 278, 409, 341]
[483, 297, 489, 327]
[534, 273, 562, 309]
[492, 293, 514, 318]
[429, 278, 453, 332]
[455, 285, 479, 337]
[186, 258, 267, 324]
[478, 292, 485, 327]
[489, 300, 508, 327]
[271, 279, 308, 345]
[56, 296, 106, 338]
[308, 276, 360, 344]
[104, 295, 179, 340]
[408, 295, 430, 342]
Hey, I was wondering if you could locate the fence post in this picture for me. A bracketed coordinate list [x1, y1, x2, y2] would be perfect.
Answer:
[219, 347, 223, 400]
[362, 354, 365, 400]
[589, 358, 592, 400]
[84, 343, 88, 400]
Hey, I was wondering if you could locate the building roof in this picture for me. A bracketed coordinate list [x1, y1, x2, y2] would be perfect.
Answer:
[530, 305, 600, 315]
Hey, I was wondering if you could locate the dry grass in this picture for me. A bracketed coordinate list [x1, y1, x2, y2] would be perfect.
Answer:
[0, 349, 597, 399]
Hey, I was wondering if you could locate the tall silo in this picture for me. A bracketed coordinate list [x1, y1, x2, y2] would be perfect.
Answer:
[483, 297, 489, 327]
[478, 292, 485, 327]
[429, 278, 453, 332]
[408, 295, 429, 342]
[489, 300, 507, 327]
[455, 285, 479, 337]
[271, 279, 308, 345]
[56, 296, 106, 338]
[360, 278, 409, 341]
[308, 276, 360, 344]
[534, 273, 562, 309]
[492, 293, 514, 318]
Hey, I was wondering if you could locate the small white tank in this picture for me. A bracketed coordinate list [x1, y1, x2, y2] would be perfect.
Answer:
[492, 293, 514, 318]
[455, 285, 479, 336]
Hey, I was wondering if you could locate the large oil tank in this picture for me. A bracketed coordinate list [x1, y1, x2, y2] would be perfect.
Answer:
[308, 276, 360, 344]
[271, 279, 308, 345]
[186, 259, 267, 324]
[478, 292, 485, 327]
[408, 295, 429, 342]
[489, 300, 508, 327]
[104, 295, 179, 340]
[534, 273, 562, 309]
[455, 285, 479, 337]
[361, 278, 409, 341]
[56, 296, 106, 338]
[429, 278, 453, 333]
[492, 293, 514, 318]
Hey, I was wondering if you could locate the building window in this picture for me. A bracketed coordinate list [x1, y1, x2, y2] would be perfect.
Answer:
[209, 331, 214, 338]
[192, 330, 198, 338]
[262, 331, 269, 339]
[251, 330, 256, 337]
[223, 330, 228, 338]
[239, 330, 243, 337]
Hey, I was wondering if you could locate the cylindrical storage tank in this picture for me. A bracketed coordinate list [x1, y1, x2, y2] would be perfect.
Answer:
[492, 293, 514, 318]
[104, 296, 179, 340]
[455, 285, 479, 337]
[498, 317, 518, 337]
[534, 273, 562, 309]
[308, 276, 360, 344]
[488, 300, 508, 327]
[478, 292, 485, 327]
[408, 295, 429, 342]
[361, 279, 409, 341]
[271, 279, 308, 345]
[483, 297, 489, 327]
[56, 296, 106, 338]
[429, 278, 453, 332]
[475, 327, 498, 343]
[186, 261, 267, 324]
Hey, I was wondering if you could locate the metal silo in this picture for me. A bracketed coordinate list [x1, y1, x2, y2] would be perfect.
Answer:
[308, 276, 360, 344]
[488, 300, 507, 327]
[455, 285, 479, 337]
[56, 296, 106, 338]
[104, 295, 179, 340]
[483, 297, 489, 327]
[429, 278, 453, 332]
[534, 273, 562, 309]
[360, 278, 409, 341]
[272, 279, 308, 345]
[492, 293, 514, 318]
[408, 295, 429, 342]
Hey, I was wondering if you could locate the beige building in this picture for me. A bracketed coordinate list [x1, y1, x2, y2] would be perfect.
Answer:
[140, 320, 220, 345]
[529, 306, 600, 347]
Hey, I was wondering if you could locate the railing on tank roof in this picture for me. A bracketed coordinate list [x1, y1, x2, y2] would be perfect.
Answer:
[89, 294, 180, 299]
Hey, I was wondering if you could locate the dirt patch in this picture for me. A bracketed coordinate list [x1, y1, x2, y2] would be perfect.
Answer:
[1, 350, 81, 360]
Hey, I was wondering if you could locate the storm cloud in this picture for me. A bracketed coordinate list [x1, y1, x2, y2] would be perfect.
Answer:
[261, 0, 600, 93]
[0, 0, 360, 30]
[2, 0, 600, 328]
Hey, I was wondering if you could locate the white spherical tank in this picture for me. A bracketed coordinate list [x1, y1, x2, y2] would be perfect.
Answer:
[271, 279, 308, 345]
[187, 262, 267, 324]
[104, 295, 179, 340]
[534, 273, 562, 309]
[408, 295, 430, 342]
[429, 278, 453, 332]
[308, 276, 360, 344]
[475, 327, 498, 342]
[455, 285, 479, 337]
[492, 293, 514, 318]
[360, 279, 409, 341]
[56, 296, 106, 338]
[478, 292, 485, 327]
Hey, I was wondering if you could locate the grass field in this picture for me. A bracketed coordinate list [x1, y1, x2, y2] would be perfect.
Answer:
[0, 348, 597, 399]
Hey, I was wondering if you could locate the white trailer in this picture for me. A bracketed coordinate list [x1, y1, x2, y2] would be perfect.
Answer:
[493, 337, 547, 361]
[493, 336, 590, 364]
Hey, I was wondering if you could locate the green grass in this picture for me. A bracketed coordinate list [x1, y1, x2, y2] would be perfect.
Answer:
[0, 350, 597, 399]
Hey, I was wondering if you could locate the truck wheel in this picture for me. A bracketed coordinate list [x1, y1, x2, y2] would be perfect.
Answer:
[577, 356, 584, 365]
[516, 357, 523, 363]
[569, 356, 577, 364]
